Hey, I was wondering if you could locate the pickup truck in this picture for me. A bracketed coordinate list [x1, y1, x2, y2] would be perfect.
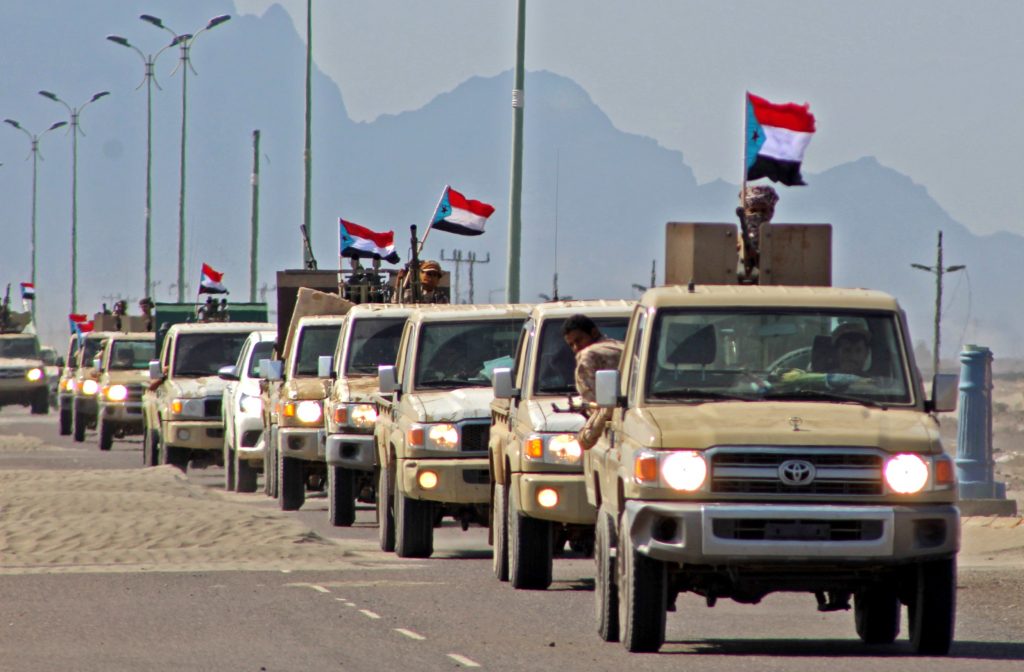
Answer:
[490, 300, 632, 588]
[220, 328, 276, 492]
[95, 332, 155, 450]
[323, 304, 411, 526]
[375, 304, 529, 558]
[71, 332, 114, 442]
[0, 330, 49, 415]
[587, 285, 960, 654]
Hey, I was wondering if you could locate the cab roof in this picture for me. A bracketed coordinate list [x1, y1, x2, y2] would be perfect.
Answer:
[105, 332, 155, 342]
[345, 303, 416, 319]
[642, 285, 900, 311]
[166, 321, 274, 335]
[407, 304, 533, 323]
[296, 315, 346, 326]
[529, 299, 635, 321]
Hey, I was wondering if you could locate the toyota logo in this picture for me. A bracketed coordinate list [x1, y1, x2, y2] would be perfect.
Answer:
[778, 459, 816, 486]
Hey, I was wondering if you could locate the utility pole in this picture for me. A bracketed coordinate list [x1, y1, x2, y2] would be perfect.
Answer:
[467, 251, 489, 304]
[441, 250, 491, 304]
[505, 0, 526, 303]
[301, 0, 314, 267]
[250, 130, 260, 302]
[911, 230, 965, 376]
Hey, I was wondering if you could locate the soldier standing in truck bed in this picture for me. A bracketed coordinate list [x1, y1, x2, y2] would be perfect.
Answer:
[400, 259, 449, 304]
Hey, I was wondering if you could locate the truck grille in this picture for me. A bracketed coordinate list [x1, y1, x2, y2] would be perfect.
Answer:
[204, 398, 222, 418]
[710, 448, 883, 496]
[126, 384, 145, 402]
[460, 423, 490, 453]
[0, 368, 26, 379]
[712, 518, 885, 542]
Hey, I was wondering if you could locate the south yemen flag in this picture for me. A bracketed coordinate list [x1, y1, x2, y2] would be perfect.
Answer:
[198, 263, 228, 294]
[340, 219, 400, 264]
[20, 282, 35, 300]
[745, 92, 816, 186]
[430, 185, 495, 236]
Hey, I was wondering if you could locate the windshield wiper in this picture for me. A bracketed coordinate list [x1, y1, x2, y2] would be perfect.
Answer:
[417, 378, 485, 388]
[174, 369, 218, 377]
[764, 389, 884, 408]
[650, 388, 754, 402]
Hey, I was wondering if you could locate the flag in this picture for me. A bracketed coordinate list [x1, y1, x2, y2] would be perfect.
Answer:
[20, 282, 35, 300]
[340, 219, 400, 264]
[199, 263, 228, 294]
[430, 185, 494, 236]
[69, 313, 94, 338]
[745, 93, 816, 186]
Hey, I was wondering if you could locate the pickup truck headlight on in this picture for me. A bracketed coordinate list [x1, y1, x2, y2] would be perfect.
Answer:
[525, 434, 583, 465]
[80, 379, 99, 396]
[884, 453, 929, 494]
[104, 384, 128, 402]
[284, 400, 322, 424]
[238, 393, 262, 415]
[334, 403, 377, 429]
[170, 398, 205, 418]
[633, 450, 708, 492]
[63, 379, 75, 392]
[26, 367, 44, 382]
[407, 423, 460, 450]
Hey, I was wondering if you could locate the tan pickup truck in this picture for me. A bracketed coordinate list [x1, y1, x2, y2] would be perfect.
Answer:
[490, 300, 632, 588]
[587, 285, 960, 655]
[95, 332, 155, 450]
[374, 305, 528, 558]
[71, 332, 114, 442]
[323, 304, 411, 526]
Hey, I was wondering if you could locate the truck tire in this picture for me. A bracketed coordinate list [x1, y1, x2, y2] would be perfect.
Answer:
[59, 407, 72, 435]
[161, 439, 188, 472]
[618, 511, 666, 652]
[395, 488, 433, 558]
[235, 453, 258, 493]
[31, 390, 49, 415]
[508, 484, 552, 590]
[378, 467, 395, 552]
[98, 418, 114, 451]
[855, 585, 900, 644]
[595, 510, 620, 642]
[909, 558, 956, 655]
[328, 466, 356, 527]
[278, 455, 305, 511]
[143, 426, 159, 467]
[223, 443, 236, 491]
[73, 406, 87, 442]
[491, 482, 509, 582]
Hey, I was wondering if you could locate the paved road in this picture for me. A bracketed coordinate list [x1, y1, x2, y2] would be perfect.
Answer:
[2, 408, 1023, 672]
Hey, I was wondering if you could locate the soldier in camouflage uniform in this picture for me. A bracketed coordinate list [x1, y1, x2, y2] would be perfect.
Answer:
[562, 314, 624, 449]
[400, 259, 449, 304]
[736, 184, 779, 281]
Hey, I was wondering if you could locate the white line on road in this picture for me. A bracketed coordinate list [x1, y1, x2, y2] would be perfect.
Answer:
[394, 628, 426, 641]
[334, 597, 347, 602]
[310, 585, 330, 593]
[447, 653, 480, 668]
[359, 609, 381, 620]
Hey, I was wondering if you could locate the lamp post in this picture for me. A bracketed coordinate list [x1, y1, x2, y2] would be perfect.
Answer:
[3, 118, 68, 322]
[911, 230, 965, 376]
[505, 0, 527, 303]
[38, 90, 109, 314]
[141, 13, 231, 303]
[106, 33, 176, 302]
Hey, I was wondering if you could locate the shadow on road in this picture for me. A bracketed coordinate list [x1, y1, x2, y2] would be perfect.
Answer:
[660, 638, 1024, 660]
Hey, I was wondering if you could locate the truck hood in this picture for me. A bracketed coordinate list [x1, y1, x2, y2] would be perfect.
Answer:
[167, 375, 228, 398]
[333, 374, 379, 403]
[102, 370, 150, 385]
[641, 402, 941, 453]
[528, 398, 585, 434]
[284, 377, 330, 401]
[413, 387, 495, 423]
[0, 357, 44, 369]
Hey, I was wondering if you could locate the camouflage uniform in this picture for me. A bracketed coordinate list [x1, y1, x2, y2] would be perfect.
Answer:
[400, 287, 449, 304]
[737, 184, 779, 280]
[575, 337, 625, 449]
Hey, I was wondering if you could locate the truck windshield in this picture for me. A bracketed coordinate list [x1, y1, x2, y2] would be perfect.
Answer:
[109, 340, 156, 370]
[0, 336, 39, 358]
[534, 317, 630, 395]
[416, 319, 523, 389]
[645, 309, 912, 406]
[295, 325, 341, 376]
[246, 341, 275, 377]
[345, 318, 405, 375]
[79, 338, 105, 366]
[172, 332, 249, 377]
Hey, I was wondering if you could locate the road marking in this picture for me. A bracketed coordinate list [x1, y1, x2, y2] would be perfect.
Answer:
[334, 597, 347, 602]
[447, 654, 480, 668]
[359, 609, 381, 619]
[394, 628, 425, 641]
[310, 584, 330, 593]
[344, 602, 356, 607]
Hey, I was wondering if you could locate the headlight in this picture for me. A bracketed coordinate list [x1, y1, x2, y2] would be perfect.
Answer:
[239, 393, 262, 415]
[349, 403, 377, 428]
[170, 398, 204, 417]
[294, 400, 322, 424]
[26, 368, 44, 382]
[525, 434, 583, 465]
[661, 451, 707, 491]
[105, 384, 128, 402]
[81, 379, 99, 395]
[63, 379, 75, 392]
[884, 453, 929, 494]
[428, 423, 459, 449]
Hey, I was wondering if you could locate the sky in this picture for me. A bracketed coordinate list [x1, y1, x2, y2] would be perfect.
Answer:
[234, 0, 1024, 238]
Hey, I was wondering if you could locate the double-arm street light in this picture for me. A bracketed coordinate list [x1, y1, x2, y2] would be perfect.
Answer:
[38, 90, 109, 314]
[141, 13, 231, 303]
[106, 32, 176, 302]
[3, 118, 68, 321]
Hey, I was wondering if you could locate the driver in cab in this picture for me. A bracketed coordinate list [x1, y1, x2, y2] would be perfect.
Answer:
[776, 322, 875, 389]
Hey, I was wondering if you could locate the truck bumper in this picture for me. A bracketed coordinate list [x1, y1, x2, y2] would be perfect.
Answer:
[164, 420, 225, 450]
[234, 415, 265, 463]
[73, 395, 99, 419]
[399, 457, 490, 504]
[512, 472, 595, 525]
[0, 380, 46, 404]
[99, 401, 144, 427]
[623, 501, 960, 564]
[278, 427, 324, 462]
[325, 433, 375, 470]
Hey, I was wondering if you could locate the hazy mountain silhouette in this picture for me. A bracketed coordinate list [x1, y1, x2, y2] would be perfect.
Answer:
[0, 1, 1012, 359]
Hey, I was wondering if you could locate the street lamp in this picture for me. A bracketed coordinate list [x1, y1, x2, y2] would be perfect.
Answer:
[3, 118, 68, 321]
[141, 13, 231, 303]
[38, 89, 109, 314]
[106, 33, 176, 302]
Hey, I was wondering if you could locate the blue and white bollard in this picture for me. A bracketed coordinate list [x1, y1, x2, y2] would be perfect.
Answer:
[955, 345, 1007, 500]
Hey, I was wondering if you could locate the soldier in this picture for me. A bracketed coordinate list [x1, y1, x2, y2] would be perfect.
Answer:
[400, 259, 449, 304]
[736, 184, 779, 281]
[139, 297, 154, 332]
[562, 314, 624, 449]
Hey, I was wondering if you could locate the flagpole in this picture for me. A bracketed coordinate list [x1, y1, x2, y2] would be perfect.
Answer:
[741, 91, 748, 211]
[416, 184, 450, 255]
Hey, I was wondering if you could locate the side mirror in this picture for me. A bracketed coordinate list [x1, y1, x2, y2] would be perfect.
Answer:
[929, 373, 959, 413]
[318, 355, 335, 379]
[492, 367, 519, 400]
[378, 365, 400, 394]
[148, 360, 162, 381]
[218, 365, 239, 381]
[260, 359, 283, 382]
[57, 356, 66, 367]
[595, 369, 621, 409]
